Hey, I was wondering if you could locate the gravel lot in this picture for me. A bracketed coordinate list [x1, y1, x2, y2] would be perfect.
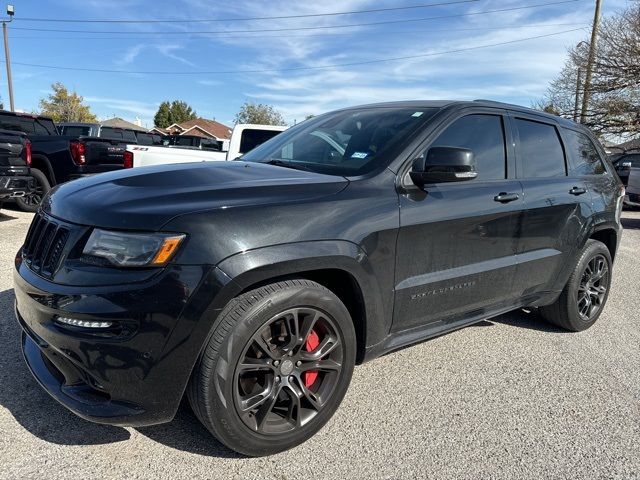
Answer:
[1, 205, 639, 480]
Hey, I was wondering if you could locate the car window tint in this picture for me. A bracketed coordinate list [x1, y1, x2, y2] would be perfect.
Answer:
[431, 114, 506, 180]
[515, 119, 566, 178]
[564, 129, 606, 175]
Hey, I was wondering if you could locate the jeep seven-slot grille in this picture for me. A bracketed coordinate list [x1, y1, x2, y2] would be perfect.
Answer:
[22, 212, 70, 278]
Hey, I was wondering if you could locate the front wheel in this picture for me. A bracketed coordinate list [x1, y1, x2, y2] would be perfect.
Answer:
[187, 279, 356, 456]
[540, 239, 613, 331]
[16, 168, 51, 212]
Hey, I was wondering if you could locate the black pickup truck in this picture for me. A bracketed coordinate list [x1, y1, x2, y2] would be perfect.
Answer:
[0, 129, 34, 212]
[0, 111, 133, 212]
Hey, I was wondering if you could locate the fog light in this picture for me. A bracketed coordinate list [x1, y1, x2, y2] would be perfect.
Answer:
[56, 317, 113, 329]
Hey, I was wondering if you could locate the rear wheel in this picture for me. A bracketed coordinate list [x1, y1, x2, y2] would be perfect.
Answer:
[540, 239, 612, 331]
[16, 168, 50, 212]
[188, 279, 356, 456]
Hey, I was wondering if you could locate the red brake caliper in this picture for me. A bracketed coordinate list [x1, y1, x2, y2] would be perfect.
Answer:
[302, 330, 320, 388]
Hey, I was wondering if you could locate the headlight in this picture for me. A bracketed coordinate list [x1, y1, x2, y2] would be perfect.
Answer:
[82, 229, 186, 267]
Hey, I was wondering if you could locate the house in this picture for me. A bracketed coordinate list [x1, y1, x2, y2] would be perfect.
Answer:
[150, 118, 232, 149]
[101, 117, 147, 132]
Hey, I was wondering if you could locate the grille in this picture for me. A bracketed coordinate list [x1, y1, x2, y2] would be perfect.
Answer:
[22, 212, 71, 278]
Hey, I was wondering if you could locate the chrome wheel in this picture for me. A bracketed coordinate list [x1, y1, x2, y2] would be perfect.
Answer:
[234, 307, 344, 435]
[577, 254, 609, 321]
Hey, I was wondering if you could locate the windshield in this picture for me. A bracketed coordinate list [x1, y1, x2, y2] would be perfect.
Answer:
[242, 107, 438, 176]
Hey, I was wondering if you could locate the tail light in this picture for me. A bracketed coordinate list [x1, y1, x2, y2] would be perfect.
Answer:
[24, 140, 32, 166]
[70, 141, 86, 165]
[123, 150, 133, 168]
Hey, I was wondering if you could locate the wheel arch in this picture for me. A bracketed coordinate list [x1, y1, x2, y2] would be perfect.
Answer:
[589, 227, 618, 261]
[215, 241, 388, 364]
[30, 154, 56, 185]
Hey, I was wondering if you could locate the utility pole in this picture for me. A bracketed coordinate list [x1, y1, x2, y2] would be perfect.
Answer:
[2, 4, 14, 112]
[573, 68, 582, 122]
[580, 0, 602, 124]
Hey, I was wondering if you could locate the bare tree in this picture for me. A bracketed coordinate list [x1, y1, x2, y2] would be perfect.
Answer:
[535, 3, 639, 140]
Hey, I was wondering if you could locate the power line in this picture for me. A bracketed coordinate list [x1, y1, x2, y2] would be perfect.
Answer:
[3, 28, 584, 75]
[8, 23, 588, 41]
[10, 0, 583, 35]
[16, 0, 480, 24]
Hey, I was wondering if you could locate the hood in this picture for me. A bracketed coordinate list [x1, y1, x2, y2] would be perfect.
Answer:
[43, 161, 348, 230]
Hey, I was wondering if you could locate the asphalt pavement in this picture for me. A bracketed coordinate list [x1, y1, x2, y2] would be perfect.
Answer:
[1, 205, 638, 479]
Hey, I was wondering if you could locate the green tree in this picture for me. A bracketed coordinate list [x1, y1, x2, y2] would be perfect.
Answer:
[234, 102, 286, 126]
[38, 82, 97, 122]
[153, 100, 197, 128]
[153, 101, 171, 128]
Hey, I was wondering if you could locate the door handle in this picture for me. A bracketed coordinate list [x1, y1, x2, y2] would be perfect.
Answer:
[494, 192, 520, 203]
[569, 186, 587, 196]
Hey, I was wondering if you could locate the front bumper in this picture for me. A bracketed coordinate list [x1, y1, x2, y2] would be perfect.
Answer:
[0, 175, 35, 199]
[14, 258, 234, 427]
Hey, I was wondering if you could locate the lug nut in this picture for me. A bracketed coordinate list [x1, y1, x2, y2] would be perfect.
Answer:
[275, 376, 281, 382]
[289, 375, 294, 382]
[296, 361, 301, 367]
[288, 351, 293, 356]
[274, 360, 280, 367]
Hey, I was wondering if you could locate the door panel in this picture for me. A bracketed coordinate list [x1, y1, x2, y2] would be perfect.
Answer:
[393, 180, 523, 332]
[513, 177, 591, 296]
[511, 117, 592, 297]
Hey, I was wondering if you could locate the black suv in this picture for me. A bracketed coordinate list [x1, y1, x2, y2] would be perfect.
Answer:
[13, 101, 623, 456]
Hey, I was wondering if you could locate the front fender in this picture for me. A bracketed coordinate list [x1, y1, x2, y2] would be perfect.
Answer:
[214, 240, 390, 351]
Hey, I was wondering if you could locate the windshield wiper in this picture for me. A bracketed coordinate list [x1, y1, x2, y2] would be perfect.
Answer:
[262, 159, 314, 172]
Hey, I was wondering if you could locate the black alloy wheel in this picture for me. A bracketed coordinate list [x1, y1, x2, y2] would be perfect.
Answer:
[16, 168, 51, 213]
[234, 307, 343, 434]
[187, 279, 356, 456]
[577, 254, 609, 321]
[539, 239, 613, 331]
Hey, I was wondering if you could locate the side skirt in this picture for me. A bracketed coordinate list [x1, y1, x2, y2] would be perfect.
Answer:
[361, 291, 559, 362]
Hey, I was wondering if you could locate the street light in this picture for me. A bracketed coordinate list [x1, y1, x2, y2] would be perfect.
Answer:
[3, 3, 14, 112]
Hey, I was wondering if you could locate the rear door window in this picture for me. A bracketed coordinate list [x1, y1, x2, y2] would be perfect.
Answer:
[563, 129, 606, 175]
[430, 114, 506, 180]
[514, 118, 566, 178]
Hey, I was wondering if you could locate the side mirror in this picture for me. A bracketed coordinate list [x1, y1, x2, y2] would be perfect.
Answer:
[410, 146, 477, 187]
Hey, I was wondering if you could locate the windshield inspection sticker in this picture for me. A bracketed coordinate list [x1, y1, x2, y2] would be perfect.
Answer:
[351, 152, 368, 159]
[412, 111, 424, 117]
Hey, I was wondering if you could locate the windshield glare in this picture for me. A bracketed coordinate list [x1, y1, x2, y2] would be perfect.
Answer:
[242, 107, 438, 176]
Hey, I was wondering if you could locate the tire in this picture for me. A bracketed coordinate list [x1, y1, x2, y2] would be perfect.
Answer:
[16, 168, 50, 212]
[187, 279, 356, 456]
[539, 239, 612, 331]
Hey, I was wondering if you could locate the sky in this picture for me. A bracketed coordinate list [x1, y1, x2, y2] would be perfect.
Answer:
[1, 0, 632, 128]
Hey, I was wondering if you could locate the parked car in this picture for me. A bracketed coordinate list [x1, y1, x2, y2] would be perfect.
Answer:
[0, 111, 133, 211]
[130, 124, 287, 168]
[14, 100, 623, 457]
[0, 129, 34, 212]
[610, 150, 640, 207]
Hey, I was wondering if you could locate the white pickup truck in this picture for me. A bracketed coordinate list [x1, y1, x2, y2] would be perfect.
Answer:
[129, 124, 287, 168]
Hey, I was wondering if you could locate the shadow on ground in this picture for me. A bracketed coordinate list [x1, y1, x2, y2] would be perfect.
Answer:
[0, 210, 18, 222]
[488, 308, 567, 333]
[0, 288, 240, 457]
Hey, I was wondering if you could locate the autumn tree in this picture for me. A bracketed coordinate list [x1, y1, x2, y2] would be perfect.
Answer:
[38, 82, 97, 122]
[535, 3, 640, 140]
[153, 100, 197, 128]
[234, 102, 286, 126]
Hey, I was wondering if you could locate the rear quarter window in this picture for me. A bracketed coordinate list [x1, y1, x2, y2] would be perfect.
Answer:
[563, 129, 607, 175]
[514, 118, 566, 178]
